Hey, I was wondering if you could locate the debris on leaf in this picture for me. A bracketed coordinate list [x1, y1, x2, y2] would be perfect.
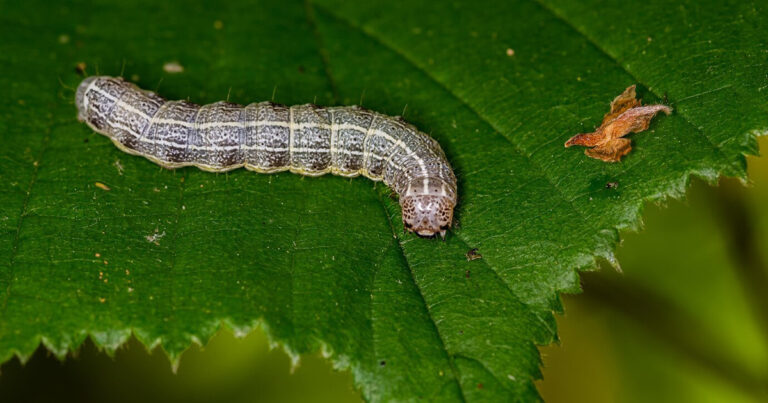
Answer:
[145, 229, 166, 245]
[75, 62, 87, 76]
[114, 160, 124, 175]
[94, 182, 110, 191]
[465, 248, 483, 261]
[163, 61, 184, 74]
[565, 85, 672, 162]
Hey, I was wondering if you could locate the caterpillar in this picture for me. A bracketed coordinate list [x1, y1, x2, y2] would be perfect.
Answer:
[75, 76, 457, 238]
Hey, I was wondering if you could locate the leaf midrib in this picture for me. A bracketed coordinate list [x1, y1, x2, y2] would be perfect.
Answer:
[306, 0, 469, 397]
[374, 191, 468, 402]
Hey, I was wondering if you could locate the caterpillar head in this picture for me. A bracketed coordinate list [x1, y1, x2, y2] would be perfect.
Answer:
[400, 194, 455, 239]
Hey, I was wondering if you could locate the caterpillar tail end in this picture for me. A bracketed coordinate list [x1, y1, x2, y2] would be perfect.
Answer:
[75, 76, 99, 122]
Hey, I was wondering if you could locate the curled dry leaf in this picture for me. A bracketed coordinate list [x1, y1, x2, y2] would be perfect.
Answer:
[565, 85, 672, 162]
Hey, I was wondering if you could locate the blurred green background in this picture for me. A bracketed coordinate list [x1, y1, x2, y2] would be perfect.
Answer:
[2, 137, 767, 402]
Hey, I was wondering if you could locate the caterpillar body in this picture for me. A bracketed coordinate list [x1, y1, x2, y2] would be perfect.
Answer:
[75, 76, 457, 237]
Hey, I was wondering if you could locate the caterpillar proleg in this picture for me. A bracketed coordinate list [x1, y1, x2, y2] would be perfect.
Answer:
[76, 76, 457, 237]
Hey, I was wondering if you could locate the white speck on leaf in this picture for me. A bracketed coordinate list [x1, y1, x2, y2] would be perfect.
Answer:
[114, 160, 124, 175]
[163, 61, 184, 74]
[145, 230, 166, 244]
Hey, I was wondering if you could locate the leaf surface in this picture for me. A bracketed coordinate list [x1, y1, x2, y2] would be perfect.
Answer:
[0, 0, 766, 400]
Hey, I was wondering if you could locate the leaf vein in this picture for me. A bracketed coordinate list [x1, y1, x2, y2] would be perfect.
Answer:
[310, 5, 465, 398]
[1, 126, 52, 323]
[375, 191, 468, 403]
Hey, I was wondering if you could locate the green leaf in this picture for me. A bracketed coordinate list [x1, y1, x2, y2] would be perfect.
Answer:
[0, 0, 765, 401]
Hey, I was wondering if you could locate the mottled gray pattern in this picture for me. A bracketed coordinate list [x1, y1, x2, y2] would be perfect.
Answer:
[75, 76, 457, 237]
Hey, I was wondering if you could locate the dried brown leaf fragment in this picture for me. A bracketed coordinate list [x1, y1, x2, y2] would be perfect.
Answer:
[565, 85, 672, 162]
